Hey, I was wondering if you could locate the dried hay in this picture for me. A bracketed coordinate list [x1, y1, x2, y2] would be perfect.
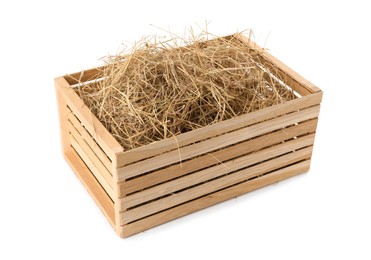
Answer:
[75, 30, 297, 150]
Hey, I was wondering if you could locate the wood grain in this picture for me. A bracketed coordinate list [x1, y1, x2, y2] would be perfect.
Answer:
[68, 112, 112, 173]
[116, 91, 322, 168]
[56, 35, 323, 238]
[117, 105, 320, 180]
[64, 67, 104, 85]
[55, 87, 71, 156]
[55, 76, 123, 159]
[118, 118, 318, 196]
[120, 135, 314, 211]
[65, 148, 115, 228]
[121, 139, 313, 223]
[119, 160, 310, 237]
[70, 135, 114, 200]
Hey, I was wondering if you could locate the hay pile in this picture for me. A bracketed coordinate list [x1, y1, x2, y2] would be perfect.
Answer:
[75, 32, 297, 150]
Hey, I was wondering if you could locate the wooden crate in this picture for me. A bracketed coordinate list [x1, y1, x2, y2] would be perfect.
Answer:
[55, 34, 322, 238]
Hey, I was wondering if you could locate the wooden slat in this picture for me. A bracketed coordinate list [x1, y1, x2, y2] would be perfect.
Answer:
[116, 91, 322, 168]
[64, 67, 104, 85]
[55, 87, 71, 156]
[235, 34, 322, 95]
[70, 135, 114, 200]
[55, 77, 123, 160]
[119, 118, 318, 196]
[68, 121, 113, 185]
[117, 105, 320, 180]
[120, 135, 314, 211]
[121, 140, 313, 223]
[120, 159, 311, 236]
[65, 148, 115, 228]
[68, 112, 112, 173]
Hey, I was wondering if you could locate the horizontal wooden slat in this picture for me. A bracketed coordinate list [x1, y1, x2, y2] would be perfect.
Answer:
[120, 134, 314, 211]
[68, 112, 112, 172]
[55, 77, 123, 160]
[68, 121, 113, 186]
[235, 34, 322, 95]
[121, 140, 313, 223]
[119, 118, 318, 195]
[117, 105, 320, 180]
[65, 148, 115, 228]
[70, 135, 114, 200]
[120, 159, 311, 235]
[64, 67, 104, 85]
[116, 91, 322, 168]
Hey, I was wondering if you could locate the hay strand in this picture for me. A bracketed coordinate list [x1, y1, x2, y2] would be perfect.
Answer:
[75, 30, 297, 150]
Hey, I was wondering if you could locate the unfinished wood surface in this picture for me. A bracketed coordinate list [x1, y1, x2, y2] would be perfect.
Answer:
[117, 105, 320, 180]
[121, 142, 313, 223]
[70, 135, 114, 200]
[65, 148, 115, 228]
[116, 91, 322, 168]
[235, 34, 322, 95]
[56, 35, 323, 238]
[55, 77, 123, 159]
[119, 118, 318, 196]
[120, 135, 314, 211]
[68, 112, 112, 173]
[68, 121, 113, 185]
[64, 67, 104, 85]
[120, 159, 310, 236]
[55, 87, 71, 155]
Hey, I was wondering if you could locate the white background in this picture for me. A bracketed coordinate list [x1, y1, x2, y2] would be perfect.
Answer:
[1, 0, 370, 259]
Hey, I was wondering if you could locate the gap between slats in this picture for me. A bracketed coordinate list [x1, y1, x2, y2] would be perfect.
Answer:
[117, 104, 320, 181]
[121, 157, 311, 226]
[120, 133, 314, 211]
[119, 118, 318, 196]
[70, 133, 114, 200]
[120, 139, 313, 223]
[66, 146, 115, 227]
[67, 108, 113, 173]
[115, 91, 322, 169]
[119, 159, 310, 237]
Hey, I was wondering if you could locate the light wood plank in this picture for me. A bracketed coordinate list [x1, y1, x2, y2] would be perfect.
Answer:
[55, 87, 71, 156]
[235, 34, 322, 95]
[119, 160, 310, 237]
[117, 105, 320, 180]
[65, 148, 115, 228]
[116, 91, 322, 168]
[121, 143, 313, 223]
[64, 67, 104, 85]
[70, 135, 114, 199]
[120, 135, 314, 210]
[68, 121, 113, 185]
[55, 77, 123, 159]
[68, 112, 112, 173]
[119, 118, 318, 196]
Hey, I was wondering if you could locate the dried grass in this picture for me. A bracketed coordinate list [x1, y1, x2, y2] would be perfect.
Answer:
[75, 31, 297, 150]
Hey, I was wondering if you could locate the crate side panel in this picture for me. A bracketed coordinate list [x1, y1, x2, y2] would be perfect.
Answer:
[120, 159, 310, 237]
[70, 135, 114, 200]
[57, 76, 123, 159]
[121, 137, 314, 224]
[116, 91, 322, 168]
[55, 83, 71, 155]
[68, 112, 112, 173]
[68, 121, 114, 191]
[120, 135, 314, 211]
[117, 104, 320, 180]
[65, 148, 115, 228]
[119, 118, 318, 195]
